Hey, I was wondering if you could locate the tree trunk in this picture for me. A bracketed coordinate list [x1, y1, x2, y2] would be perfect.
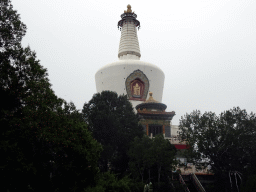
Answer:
[148, 169, 151, 183]
[138, 165, 144, 183]
[158, 166, 161, 183]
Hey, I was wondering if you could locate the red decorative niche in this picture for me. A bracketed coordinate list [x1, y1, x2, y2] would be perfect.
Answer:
[125, 69, 149, 101]
[130, 78, 145, 100]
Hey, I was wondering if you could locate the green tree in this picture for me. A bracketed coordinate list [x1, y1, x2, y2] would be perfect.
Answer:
[43, 102, 102, 192]
[0, 0, 26, 50]
[128, 134, 177, 190]
[86, 171, 134, 192]
[128, 135, 154, 183]
[152, 134, 177, 184]
[178, 107, 256, 191]
[1, 1, 103, 191]
[82, 91, 144, 177]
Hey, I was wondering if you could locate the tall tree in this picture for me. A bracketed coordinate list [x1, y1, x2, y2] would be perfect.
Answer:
[1, 0, 27, 115]
[128, 134, 177, 185]
[128, 135, 154, 183]
[1, 1, 103, 191]
[178, 107, 256, 191]
[152, 134, 177, 184]
[82, 91, 144, 177]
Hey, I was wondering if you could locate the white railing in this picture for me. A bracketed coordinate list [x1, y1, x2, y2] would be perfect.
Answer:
[179, 174, 190, 192]
[169, 138, 187, 145]
[149, 134, 187, 145]
[191, 173, 206, 192]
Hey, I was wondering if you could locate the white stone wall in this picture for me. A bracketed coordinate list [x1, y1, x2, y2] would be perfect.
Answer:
[95, 59, 165, 109]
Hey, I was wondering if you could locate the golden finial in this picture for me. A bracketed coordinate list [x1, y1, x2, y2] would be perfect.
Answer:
[145, 92, 158, 103]
[124, 4, 133, 13]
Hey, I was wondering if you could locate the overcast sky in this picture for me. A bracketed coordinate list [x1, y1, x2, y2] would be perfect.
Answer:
[12, 0, 256, 125]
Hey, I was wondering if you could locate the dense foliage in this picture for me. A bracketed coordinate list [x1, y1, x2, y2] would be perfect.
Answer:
[178, 107, 256, 191]
[128, 134, 177, 191]
[2, 1, 228, 191]
[1, 1, 103, 191]
[82, 90, 144, 177]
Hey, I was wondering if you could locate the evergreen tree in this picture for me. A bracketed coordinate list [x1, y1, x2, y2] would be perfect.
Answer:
[152, 134, 177, 184]
[1, 1, 102, 191]
[82, 91, 144, 177]
[0, 0, 26, 50]
[128, 135, 153, 183]
[128, 134, 177, 191]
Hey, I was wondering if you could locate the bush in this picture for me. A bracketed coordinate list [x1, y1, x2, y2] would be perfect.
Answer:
[240, 174, 256, 192]
[85, 171, 134, 192]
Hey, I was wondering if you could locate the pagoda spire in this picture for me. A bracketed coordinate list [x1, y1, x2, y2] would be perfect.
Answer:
[117, 5, 141, 60]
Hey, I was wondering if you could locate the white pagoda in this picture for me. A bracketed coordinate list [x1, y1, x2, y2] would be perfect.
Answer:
[95, 5, 165, 109]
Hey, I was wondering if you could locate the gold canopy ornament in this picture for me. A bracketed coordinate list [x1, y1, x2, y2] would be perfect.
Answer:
[124, 4, 134, 13]
[145, 92, 158, 103]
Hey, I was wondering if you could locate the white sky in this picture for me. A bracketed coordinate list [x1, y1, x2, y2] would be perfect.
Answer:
[12, 0, 256, 125]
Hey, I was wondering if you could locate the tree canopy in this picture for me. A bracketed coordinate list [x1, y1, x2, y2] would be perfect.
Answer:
[128, 134, 177, 191]
[82, 90, 144, 177]
[1, 1, 103, 191]
[0, 0, 26, 50]
[178, 107, 256, 191]
[128, 135, 154, 183]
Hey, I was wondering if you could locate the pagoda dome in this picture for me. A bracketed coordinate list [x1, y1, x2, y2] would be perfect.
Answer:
[135, 92, 167, 112]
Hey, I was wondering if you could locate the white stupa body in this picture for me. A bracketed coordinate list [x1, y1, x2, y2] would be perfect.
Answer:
[95, 5, 165, 108]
